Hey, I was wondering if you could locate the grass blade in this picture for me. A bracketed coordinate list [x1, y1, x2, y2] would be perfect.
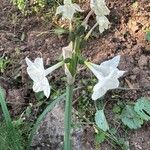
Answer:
[0, 86, 23, 150]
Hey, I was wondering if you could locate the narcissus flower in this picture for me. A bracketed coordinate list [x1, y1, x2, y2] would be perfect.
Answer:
[96, 16, 110, 33]
[26, 57, 63, 98]
[90, 0, 110, 16]
[62, 42, 74, 84]
[85, 55, 125, 100]
[56, 0, 83, 21]
[90, 0, 110, 33]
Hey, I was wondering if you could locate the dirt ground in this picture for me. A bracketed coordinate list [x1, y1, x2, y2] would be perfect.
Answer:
[0, 0, 150, 149]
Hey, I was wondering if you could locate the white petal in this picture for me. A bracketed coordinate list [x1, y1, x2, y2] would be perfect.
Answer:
[92, 82, 106, 100]
[90, 0, 110, 16]
[55, 3, 83, 21]
[73, 3, 84, 12]
[96, 16, 110, 33]
[63, 5, 75, 20]
[33, 77, 51, 98]
[34, 57, 44, 70]
[117, 70, 125, 78]
[64, 0, 72, 4]
[100, 55, 120, 68]
[85, 62, 103, 80]
[26, 57, 45, 82]
[56, 6, 63, 15]
[92, 71, 120, 100]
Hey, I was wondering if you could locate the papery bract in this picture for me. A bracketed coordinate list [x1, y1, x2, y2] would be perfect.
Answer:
[56, 0, 83, 21]
[26, 57, 63, 98]
[62, 42, 74, 84]
[85, 55, 125, 100]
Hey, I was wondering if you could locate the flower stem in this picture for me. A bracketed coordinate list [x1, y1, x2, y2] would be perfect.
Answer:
[84, 22, 98, 40]
[64, 84, 74, 150]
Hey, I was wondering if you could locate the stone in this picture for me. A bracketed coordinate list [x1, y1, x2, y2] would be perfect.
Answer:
[138, 55, 148, 68]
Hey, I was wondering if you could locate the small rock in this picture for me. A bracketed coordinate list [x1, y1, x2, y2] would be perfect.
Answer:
[132, 67, 140, 75]
[31, 102, 94, 150]
[138, 55, 148, 68]
[130, 75, 136, 80]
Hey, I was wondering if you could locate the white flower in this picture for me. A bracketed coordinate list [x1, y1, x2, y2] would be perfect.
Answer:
[90, 0, 110, 33]
[90, 0, 110, 16]
[85, 55, 125, 100]
[26, 57, 63, 98]
[96, 16, 110, 33]
[62, 42, 74, 84]
[56, 0, 83, 21]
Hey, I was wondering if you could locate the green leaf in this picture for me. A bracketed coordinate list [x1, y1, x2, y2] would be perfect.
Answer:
[35, 91, 45, 101]
[95, 131, 106, 143]
[113, 104, 121, 114]
[54, 28, 68, 35]
[75, 25, 85, 36]
[121, 105, 143, 129]
[95, 110, 109, 131]
[0, 86, 23, 149]
[134, 97, 150, 121]
[145, 31, 150, 41]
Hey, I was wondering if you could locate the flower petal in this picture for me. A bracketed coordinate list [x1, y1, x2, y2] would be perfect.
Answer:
[34, 57, 44, 70]
[92, 71, 120, 100]
[96, 16, 110, 33]
[56, 2, 83, 20]
[56, 6, 63, 15]
[90, 0, 110, 16]
[26, 57, 45, 82]
[92, 82, 106, 100]
[85, 61, 103, 80]
[100, 55, 120, 68]
[73, 3, 84, 12]
[33, 77, 51, 98]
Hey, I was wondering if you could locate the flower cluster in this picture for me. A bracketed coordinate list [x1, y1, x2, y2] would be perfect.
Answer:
[26, 1, 124, 100]
[56, 0, 110, 33]
[26, 53, 124, 100]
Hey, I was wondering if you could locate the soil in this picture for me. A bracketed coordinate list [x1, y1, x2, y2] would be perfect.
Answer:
[0, 0, 150, 149]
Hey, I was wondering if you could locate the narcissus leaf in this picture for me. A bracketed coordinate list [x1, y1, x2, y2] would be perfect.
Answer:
[121, 105, 143, 129]
[134, 97, 150, 121]
[95, 110, 109, 131]
[145, 31, 150, 41]
[95, 131, 106, 143]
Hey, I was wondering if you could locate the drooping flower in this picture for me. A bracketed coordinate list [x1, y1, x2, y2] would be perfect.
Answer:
[90, 0, 110, 16]
[62, 42, 74, 84]
[56, 0, 83, 21]
[96, 16, 110, 33]
[26, 57, 63, 98]
[90, 0, 110, 33]
[85, 55, 125, 100]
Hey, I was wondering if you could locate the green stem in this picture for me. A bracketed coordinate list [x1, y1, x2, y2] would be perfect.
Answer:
[64, 84, 74, 150]
[84, 22, 98, 40]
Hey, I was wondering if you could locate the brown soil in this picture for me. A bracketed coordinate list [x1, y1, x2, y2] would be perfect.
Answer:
[0, 0, 150, 149]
